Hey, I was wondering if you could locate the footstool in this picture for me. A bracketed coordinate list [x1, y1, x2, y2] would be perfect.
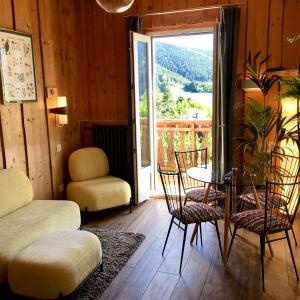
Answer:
[8, 230, 102, 299]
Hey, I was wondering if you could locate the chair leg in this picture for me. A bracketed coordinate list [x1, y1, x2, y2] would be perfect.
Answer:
[199, 223, 203, 247]
[229, 224, 233, 237]
[240, 200, 245, 212]
[291, 227, 298, 246]
[227, 225, 237, 260]
[215, 220, 223, 259]
[184, 196, 188, 205]
[179, 224, 188, 274]
[162, 217, 174, 256]
[286, 230, 299, 281]
[129, 198, 132, 213]
[260, 235, 265, 291]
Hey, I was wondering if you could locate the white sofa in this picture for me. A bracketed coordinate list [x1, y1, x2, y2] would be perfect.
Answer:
[0, 168, 81, 284]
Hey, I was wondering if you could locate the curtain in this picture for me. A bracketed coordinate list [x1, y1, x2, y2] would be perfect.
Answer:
[126, 16, 143, 34]
[213, 6, 240, 181]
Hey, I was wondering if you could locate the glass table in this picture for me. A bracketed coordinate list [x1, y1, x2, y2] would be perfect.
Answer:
[187, 166, 266, 269]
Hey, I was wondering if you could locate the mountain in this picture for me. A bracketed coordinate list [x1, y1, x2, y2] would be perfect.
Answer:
[155, 41, 213, 83]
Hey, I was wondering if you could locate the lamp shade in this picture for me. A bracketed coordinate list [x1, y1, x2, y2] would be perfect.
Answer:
[95, 0, 134, 13]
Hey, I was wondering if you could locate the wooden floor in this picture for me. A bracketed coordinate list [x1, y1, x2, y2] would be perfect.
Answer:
[84, 198, 300, 300]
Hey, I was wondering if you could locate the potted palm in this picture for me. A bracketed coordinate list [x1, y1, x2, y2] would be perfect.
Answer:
[235, 52, 299, 183]
[280, 34, 300, 148]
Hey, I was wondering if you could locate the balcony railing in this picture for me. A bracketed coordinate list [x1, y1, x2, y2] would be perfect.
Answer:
[156, 119, 212, 170]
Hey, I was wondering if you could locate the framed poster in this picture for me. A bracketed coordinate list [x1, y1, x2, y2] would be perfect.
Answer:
[0, 28, 37, 104]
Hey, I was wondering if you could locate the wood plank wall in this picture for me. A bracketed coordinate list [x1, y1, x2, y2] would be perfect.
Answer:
[0, 0, 92, 199]
[0, 0, 299, 199]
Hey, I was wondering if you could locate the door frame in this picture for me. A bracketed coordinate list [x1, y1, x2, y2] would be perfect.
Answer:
[129, 27, 216, 198]
[130, 31, 155, 204]
[150, 28, 216, 192]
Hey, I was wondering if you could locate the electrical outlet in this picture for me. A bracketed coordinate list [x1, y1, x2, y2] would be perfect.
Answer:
[47, 87, 58, 98]
[56, 144, 62, 152]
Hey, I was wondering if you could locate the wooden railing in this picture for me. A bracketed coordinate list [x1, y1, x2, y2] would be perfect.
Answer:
[156, 119, 212, 170]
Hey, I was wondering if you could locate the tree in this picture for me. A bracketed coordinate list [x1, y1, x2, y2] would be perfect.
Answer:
[156, 86, 176, 119]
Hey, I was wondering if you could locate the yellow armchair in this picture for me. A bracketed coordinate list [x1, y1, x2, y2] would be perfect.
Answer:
[67, 147, 131, 212]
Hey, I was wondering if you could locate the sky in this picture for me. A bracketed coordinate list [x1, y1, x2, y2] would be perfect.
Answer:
[155, 33, 213, 50]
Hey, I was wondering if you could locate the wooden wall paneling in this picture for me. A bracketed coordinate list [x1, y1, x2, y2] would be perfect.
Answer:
[93, 4, 107, 120]
[163, 0, 177, 27]
[13, 0, 52, 199]
[0, 105, 27, 172]
[139, 0, 153, 28]
[245, 0, 270, 114]
[59, 0, 89, 153]
[187, 0, 205, 24]
[246, 0, 270, 57]
[0, 0, 13, 28]
[175, 0, 188, 26]
[104, 14, 118, 119]
[268, 0, 283, 69]
[75, 1, 90, 138]
[139, 0, 153, 13]
[93, 6, 112, 120]
[115, 15, 130, 121]
[0, 0, 27, 173]
[152, 0, 163, 28]
[77, 0, 91, 124]
[38, 0, 69, 199]
[281, 0, 300, 69]
[59, 1, 74, 152]
[91, 2, 104, 120]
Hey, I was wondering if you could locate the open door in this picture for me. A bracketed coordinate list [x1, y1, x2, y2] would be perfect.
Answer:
[130, 32, 155, 204]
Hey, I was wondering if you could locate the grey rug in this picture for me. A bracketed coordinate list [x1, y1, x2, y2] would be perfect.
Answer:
[0, 228, 145, 300]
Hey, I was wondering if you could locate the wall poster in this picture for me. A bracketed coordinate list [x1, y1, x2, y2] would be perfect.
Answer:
[0, 28, 37, 104]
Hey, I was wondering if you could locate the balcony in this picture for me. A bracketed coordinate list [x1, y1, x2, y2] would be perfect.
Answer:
[155, 119, 212, 171]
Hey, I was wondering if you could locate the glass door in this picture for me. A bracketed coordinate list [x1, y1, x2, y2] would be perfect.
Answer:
[131, 32, 154, 203]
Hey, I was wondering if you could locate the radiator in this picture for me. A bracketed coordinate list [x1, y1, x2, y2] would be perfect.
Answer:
[92, 125, 128, 180]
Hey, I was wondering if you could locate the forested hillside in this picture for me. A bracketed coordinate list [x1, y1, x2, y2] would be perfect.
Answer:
[155, 41, 213, 82]
[153, 39, 213, 122]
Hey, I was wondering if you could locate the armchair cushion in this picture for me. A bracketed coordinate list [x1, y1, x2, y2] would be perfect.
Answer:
[67, 176, 131, 212]
[69, 147, 109, 182]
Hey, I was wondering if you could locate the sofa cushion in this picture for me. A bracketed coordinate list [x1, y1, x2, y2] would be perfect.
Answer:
[8, 230, 102, 299]
[69, 147, 109, 182]
[67, 176, 131, 211]
[0, 169, 33, 218]
[0, 200, 81, 284]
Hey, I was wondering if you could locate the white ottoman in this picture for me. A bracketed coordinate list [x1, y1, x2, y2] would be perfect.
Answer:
[8, 230, 102, 299]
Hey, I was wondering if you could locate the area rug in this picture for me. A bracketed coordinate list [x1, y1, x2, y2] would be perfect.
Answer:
[0, 228, 145, 300]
